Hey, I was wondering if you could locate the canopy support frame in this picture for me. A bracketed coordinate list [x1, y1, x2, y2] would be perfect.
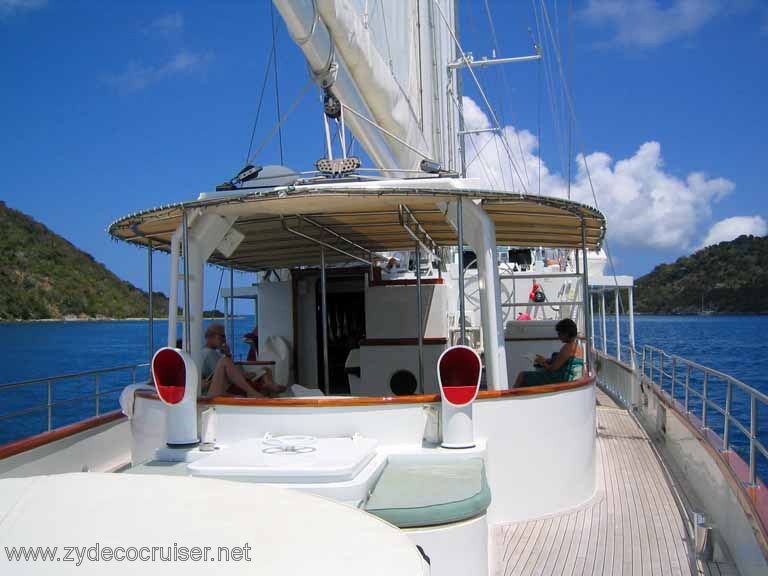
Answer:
[399, 204, 441, 260]
[281, 216, 373, 266]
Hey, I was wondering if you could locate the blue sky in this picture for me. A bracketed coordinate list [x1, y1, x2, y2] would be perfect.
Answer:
[1, 0, 766, 312]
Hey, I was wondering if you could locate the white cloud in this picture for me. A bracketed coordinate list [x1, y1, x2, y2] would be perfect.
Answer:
[698, 216, 767, 249]
[145, 12, 184, 37]
[0, 0, 45, 18]
[462, 96, 735, 250]
[106, 50, 213, 91]
[581, 0, 721, 47]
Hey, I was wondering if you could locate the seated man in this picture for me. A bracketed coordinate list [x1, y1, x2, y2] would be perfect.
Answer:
[200, 323, 284, 398]
[371, 251, 405, 281]
[513, 319, 584, 387]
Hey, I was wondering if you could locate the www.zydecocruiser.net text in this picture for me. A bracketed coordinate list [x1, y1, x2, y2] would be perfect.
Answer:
[4, 543, 252, 565]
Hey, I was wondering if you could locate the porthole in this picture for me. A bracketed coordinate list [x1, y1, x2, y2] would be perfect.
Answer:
[390, 370, 418, 396]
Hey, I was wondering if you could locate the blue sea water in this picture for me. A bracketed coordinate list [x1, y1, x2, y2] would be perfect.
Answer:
[1, 315, 766, 479]
[0, 317, 257, 445]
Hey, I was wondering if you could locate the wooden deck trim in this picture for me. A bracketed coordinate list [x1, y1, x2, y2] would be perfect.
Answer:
[134, 374, 595, 407]
[0, 411, 125, 461]
[504, 336, 587, 342]
[651, 385, 768, 558]
[359, 337, 448, 346]
[368, 278, 444, 287]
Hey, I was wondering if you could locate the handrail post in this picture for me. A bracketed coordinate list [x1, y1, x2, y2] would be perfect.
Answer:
[95, 374, 100, 417]
[671, 356, 677, 403]
[614, 289, 621, 362]
[47, 380, 52, 432]
[749, 395, 757, 487]
[320, 247, 330, 395]
[702, 371, 709, 429]
[415, 241, 424, 394]
[659, 351, 663, 390]
[684, 365, 691, 414]
[723, 380, 732, 452]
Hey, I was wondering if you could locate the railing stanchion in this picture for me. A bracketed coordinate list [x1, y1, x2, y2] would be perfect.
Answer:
[95, 374, 100, 417]
[671, 356, 677, 404]
[702, 371, 709, 429]
[659, 352, 663, 390]
[47, 380, 52, 432]
[750, 395, 758, 486]
[723, 380, 732, 452]
[684, 365, 691, 414]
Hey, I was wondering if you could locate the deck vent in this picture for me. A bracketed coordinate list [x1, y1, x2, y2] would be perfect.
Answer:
[438, 345, 482, 449]
[152, 347, 199, 448]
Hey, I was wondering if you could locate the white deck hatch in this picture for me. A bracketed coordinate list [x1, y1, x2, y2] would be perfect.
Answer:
[188, 435, 378, 483]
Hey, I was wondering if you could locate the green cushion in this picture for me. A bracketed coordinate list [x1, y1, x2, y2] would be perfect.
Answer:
[364, 458, 491, 528]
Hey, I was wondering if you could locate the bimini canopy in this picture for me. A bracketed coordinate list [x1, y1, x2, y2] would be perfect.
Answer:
[108, 180, 605, 272]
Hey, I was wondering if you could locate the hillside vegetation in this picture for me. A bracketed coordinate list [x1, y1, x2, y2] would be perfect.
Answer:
[634, 235, 768, 315]
[0, 202, 169, 320]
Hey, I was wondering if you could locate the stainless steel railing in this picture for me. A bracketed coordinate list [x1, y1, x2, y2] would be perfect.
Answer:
[0, 363, 150, 435]
[639, 345, 768, 487]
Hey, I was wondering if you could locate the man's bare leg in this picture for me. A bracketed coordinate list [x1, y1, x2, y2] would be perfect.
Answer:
[257, 369, 286, 396]
[207, 357, 263, 398]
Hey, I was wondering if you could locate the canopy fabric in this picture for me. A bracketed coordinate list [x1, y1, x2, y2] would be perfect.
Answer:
[108, 183, 605, 273]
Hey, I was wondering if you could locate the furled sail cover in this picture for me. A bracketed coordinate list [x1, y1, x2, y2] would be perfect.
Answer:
[274, 0, 457, 172]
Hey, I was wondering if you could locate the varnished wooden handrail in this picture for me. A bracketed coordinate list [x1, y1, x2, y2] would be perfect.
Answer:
[0, 411, 125, 461]
[134, 374, 595, 407]
[369, 278, 444, 287]
[360, 337, 448, 346]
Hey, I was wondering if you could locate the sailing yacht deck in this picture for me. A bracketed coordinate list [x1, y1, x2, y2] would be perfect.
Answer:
[491, 402, 738, 576]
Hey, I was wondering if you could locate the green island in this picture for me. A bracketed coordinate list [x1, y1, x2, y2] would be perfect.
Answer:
[633, 235, 768, 315]
[0, 201, 171, 321]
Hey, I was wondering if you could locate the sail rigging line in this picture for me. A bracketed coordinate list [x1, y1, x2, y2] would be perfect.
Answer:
[532, 0, 569, 182]
[539, 1, 625, 295]
[482, 0, 531, 192]
[270, 1, 284, 165]
[469, 134, 503, 190]
[340, 103, 432, 162]
[211, 267, 226, 320]
[247, 78, 315, 165]
[446, 86, 502, 189]
[245, 35, 276, 164]
[566, 0, 573, 200]
[432, 0, 528, 195]
[537, 31, 542, 196]
[464, 129, 501, 188]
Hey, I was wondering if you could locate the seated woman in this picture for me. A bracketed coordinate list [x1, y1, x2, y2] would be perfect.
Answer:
[514, 319, 584, 388]
[200, 323, 284, 398]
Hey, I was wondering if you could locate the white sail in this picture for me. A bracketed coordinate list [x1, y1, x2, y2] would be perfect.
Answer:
[273, 0, 458, 171]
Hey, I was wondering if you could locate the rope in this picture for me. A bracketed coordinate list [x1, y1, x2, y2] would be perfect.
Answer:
[270, 1, 284, 164]
[211, 268, 225, 317]
[245, 32, 276, 164]
[483, 0, 531, 191]
[247, 78, 314, 165]
[539, 0, 624, 297]
[432, 0, 528, 195]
